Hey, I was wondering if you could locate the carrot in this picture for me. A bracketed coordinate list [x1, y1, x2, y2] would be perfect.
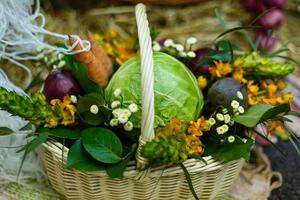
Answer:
[87, 32, 113, 76]
[69, 35, 110, 88]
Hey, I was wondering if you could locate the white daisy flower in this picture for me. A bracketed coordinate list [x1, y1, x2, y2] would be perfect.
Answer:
[109, 118, 119, 127]
[186, 37, 197, 45]
[112, 108, 122, 118]
[224, 114, 231, 124]
[128, 103, 138, 113]
[122, 109, 132, 118]
[222, 108, 228, 114]
[238, 106, 245, 114]
[216, 113, 224, 121]
[237, 91, 244, 100]
[178, 52, 187, 57]
[118, 114, 129, 124]
[231, 100, 240, 109]
[222, 124, 229, 133]
[124, 121, 133, 131]
[70, 95, 77, 104]
[164, 39, 174, 47]
[175, 44, 184, 52]
[113, 89, 122, 97]
[90, 105, 99, 114]
[187, 51, 196, 58]
[228, 136, 235, 143]
[153, 42, 161, 51]
[242, 138, 248, 143]
[208, 117, 216, 126]
[216, 126, 225, 135]
[111, 101, 121, 109]
[228, 119, 235, 126]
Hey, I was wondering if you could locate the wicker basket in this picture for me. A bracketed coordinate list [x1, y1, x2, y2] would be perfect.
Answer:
[41, 4, 244, 200]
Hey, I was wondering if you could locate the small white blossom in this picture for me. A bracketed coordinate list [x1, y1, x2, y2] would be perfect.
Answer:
[153, 42, 161, 51]
[43, 57, 48, 63]
[111, 101, 121, 109]
[222, 108, 228, 114]
[178, 52, 187, 57]
[53, 64, 58, 69]
[208, 117, 216, 126]
[90, 105, 99, 114]
[175, 44, 184, 52]
[238, 106, 245, 114]
[113, 89, 122, 97]
[216, 126, 225, 135]
[70, 95, 77, 104]
[122, 109, 132, 118]
[58, 53, 64, 60]
[118, 114, 129, 124]
[237, 91, 244, 100]
[187, 51, 196, 58]
[128, 103, 138, 113]
[124, 121, 133, 131]
[57, 60, 66, 68]
[216, 113, 224, 121]
[224, 114, 231, 124]
[242, 138, 248, 143]
[222, 124, 229, 133]
[186, 37, 197, 45]
[109, 118, 119, 127]
[228, 136, 235, 143]
[164, 39, 174, 47]
[231, 100, 240, 109]
[112, 108, 122, 118]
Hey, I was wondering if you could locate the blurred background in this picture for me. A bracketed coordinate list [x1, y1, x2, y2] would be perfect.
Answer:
[0, 0, 300, 199]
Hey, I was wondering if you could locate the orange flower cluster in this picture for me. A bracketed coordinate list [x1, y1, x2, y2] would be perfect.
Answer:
[94, 30, 138, 65]
[45, 96, 77, 128]
[246, 79, 293, 106]
[267, 120, 288, 140]
[187, 117, 211, 155]
[209, 61, 232, 77]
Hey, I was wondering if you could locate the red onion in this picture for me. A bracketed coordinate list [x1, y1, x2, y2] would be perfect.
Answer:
[188, 48, 212, 75]
[264, 0, 288, 9]
[257, 31, 277, 51]
[43, 70, 83, 101]
[259, 9, 284, 29]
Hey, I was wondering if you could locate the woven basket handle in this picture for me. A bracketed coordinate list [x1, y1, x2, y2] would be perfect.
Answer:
[135, 3, 155, 170]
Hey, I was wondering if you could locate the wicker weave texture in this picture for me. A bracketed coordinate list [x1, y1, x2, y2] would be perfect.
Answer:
[42, 142, 244, 200]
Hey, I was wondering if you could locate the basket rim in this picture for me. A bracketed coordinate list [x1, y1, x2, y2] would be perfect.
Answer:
[42, 141, 242, 178]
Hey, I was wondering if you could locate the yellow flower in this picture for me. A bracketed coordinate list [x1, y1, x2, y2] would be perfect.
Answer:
[276, 79, 287, 90]
[209, 61, 232, 77]
[45, 117, 58, 128]
[188, 116, 211, 137]
[233, 58, 244, 68]
[197, 76, 207, 89]
[247, 81, 259, 95]
[267, 84, 278, 98]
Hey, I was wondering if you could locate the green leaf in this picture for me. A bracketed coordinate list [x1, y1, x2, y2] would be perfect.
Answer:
[19, 123, 33, 131]
[37, 127, 81, 139]
[17, 132, 49, 153]
[106, 144, 137, 179]
[64, 54, 104, 96]
[214, 8, 226, 30]
[66, 139, 105, 171]
[216, 26, 261, 40]
[260, 103, 290, 122]
[77, 93, 110, 126]
[82, 128, 123, 164]
[0, 127, 14, 136]
[205, 138, 254, 161]
[179, 163, 200, 200]
[233, 104, 273, 127]
[287, 111, 300, 118]
[215, 40, 241, 51]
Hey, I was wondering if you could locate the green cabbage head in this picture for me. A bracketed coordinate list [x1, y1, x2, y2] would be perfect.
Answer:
[105, 52, 203, 128]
